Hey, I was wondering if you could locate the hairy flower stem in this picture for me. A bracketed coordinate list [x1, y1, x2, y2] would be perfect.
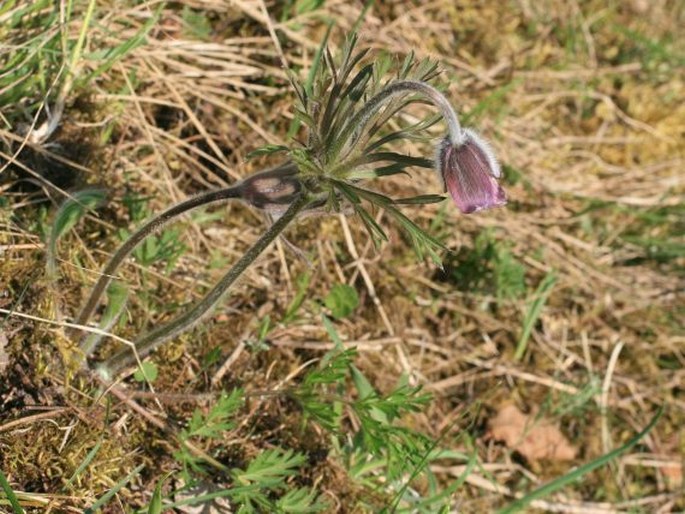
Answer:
[98, 192, 311, 379]
[73, 186, 243, 345]
[332, 80, 464, 163]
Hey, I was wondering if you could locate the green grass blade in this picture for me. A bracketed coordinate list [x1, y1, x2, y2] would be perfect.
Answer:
[351, 0, 374, 34]
[395, 448, 477, 513]
[283, 272, 311, 323]
[64, 439, 103, 489]
[136, 483, 258, 512]
[321, 313, 343, 348]
[498, 407, 663, 514]
[82, 3, 163, 85]
[84, 464, 143, 514]
[147, 481, 163, 514]
[80, 281, 129, 356]
[0, 469, 24, 514]
[67, 0, 97, 77]
[146, 472, 173, 514]
[514, 272, 556, 361]
[46, 189, 106, 279]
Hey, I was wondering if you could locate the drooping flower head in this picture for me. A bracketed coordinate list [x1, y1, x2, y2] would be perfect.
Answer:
[436, 129, 506, 214]
[341, 78, 506, 215]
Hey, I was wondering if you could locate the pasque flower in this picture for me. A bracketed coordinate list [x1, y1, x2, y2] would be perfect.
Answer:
[79, 42, 511, 379]
[342, 79, 506, 214]
[436, 129, 506, 214]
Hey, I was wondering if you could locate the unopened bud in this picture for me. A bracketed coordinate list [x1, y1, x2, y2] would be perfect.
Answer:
[436, 129, 506, 214]
[238, 164, 303, 215]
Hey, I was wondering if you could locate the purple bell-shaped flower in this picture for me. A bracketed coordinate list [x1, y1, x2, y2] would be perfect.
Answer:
[436, 129, 507, 214]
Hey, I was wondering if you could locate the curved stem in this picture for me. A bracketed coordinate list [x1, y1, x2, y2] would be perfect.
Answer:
[331, 80, 464, 163]
[74, 186, 243, 341]
[99, 192, 311, 379]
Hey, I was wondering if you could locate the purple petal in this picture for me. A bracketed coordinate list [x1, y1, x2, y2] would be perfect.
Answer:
[438, 131, 507, 214]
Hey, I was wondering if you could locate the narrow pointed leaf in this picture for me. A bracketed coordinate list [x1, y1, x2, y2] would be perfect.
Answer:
[84, 465, 143, 514]
[394, 194, 445, 205]
[350, 364, 375, 400]
[355, 205, 388, 247]
[304, 24, 331, 97]
[362, 152, 433, 169]
[498, 408, 663, 514]
[342, 63, 373, 102]
[0, 468, 24, 514]
[47, 189, 106, 278]
[80, 281, 129, 356]
[365, 114, 441, 152]
[246, 144, 289, 160]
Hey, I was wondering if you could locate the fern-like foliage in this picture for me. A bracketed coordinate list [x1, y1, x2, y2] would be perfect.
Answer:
[292, 322, 443, 505]
[174, 388, 244, 473]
